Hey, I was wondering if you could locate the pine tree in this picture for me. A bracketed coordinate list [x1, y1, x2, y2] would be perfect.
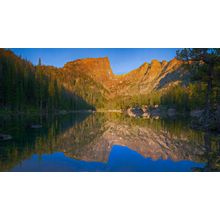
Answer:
[38, 58, 42, 66]
[176, 49, 220, 129]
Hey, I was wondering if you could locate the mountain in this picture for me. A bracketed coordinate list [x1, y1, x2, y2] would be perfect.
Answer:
[109, 58, 188, 97]
[37, 62, 109, 108]
[48, 56, 193, 109]
[63, 57, 114, 88]
[0, 49, 199, 111]
[62, 56, 193, 97]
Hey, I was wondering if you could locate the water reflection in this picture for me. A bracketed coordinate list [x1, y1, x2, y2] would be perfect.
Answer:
[0, 113, 220, 171]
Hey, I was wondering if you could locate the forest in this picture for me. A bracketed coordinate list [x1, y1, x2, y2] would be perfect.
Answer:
[0, 49, 94, 112]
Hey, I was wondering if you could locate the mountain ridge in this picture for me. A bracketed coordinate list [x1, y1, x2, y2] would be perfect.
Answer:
[0, 49, 193, 110]
[60, 56, 188, 95]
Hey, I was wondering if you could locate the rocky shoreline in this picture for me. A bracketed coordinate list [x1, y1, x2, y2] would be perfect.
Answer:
[126, 105, 220, 132]
[126, 105, 178, 119]
[126, 105, 216, 120]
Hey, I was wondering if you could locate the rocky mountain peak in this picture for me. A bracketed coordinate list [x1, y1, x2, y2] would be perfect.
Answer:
[151, 59, 161, 65]
[147, 59, 163, 77]
[59, 56, 188, 101]
[163, 58, 183, 73]
[63, 57, 114, 88]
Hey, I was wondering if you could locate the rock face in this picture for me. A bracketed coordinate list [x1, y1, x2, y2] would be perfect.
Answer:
[109, 58, 187, 97]
[36, 56, 191, 109]
[56, 57, 189, 98]
[39, 58, 111, 108]
[63, 57, 114, 90]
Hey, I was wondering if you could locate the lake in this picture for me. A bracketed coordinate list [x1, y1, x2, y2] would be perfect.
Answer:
[0, 112, 219, 172]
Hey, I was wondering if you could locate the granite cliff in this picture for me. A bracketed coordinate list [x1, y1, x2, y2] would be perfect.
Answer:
[43, 56, 191, 108]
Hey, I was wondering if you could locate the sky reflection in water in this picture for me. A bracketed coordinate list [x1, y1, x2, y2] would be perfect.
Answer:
[11, 146, 205, 172]
[0, 113, 218, 172]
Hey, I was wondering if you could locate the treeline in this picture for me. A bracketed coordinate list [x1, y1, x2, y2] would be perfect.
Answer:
[0, 49, 93, 112]
[159, 84, 206, 111]
[106, 81, 219, 112]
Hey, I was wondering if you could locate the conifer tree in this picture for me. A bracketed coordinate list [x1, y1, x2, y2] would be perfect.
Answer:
[38, 58, 42, 66]
[176, 49, 220, 128]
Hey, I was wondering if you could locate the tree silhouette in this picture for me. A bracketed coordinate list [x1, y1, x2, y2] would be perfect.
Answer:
[38, 58, 42, 66]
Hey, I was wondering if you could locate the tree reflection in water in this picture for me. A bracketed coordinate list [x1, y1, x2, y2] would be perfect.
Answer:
[0, 113, 220, 171]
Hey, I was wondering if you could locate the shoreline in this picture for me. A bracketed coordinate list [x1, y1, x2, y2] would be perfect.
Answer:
[0, 109, 123, 116]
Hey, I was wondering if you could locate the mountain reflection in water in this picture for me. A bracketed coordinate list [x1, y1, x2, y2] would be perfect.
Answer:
[0, 113, 220, 172]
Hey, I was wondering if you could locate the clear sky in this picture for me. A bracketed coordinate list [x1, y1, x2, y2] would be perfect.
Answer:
[11, 48, 178, 74]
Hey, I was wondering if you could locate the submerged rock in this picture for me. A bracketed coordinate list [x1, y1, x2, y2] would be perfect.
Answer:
[167, 108, 176, 117]
[190, 109, 204, 118]
[30, 125, 43, 129]
[0, 134, 12, 141]
[59, 110, 68, 115]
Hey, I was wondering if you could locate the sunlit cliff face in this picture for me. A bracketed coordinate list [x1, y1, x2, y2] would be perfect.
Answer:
[63, 57, 114, 89]
[61, 57, 187, 98]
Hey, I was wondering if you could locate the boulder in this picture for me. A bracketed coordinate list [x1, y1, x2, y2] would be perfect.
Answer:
[142, 112, 151, 118]
[153, 116, 160, 120]
[142, 105, 149, 113]
[150, 108, 161, 117]
[127, 107, 144, 117]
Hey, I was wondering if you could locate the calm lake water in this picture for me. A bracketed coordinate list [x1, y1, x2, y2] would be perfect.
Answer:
[0, 113, 220, 172]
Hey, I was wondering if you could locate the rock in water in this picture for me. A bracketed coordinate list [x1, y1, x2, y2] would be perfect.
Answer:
[142, 112, 151, 118]
[167, 108, 176, 117]
[31, 125, 43, 129]
[127, 107, 144, 117]
[0, 134, 12, 141]
[150, 108, 161, 118]
[190, 109, 204, 118]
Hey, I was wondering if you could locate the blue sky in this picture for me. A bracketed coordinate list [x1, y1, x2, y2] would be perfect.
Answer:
[11, 48, 178, 74]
